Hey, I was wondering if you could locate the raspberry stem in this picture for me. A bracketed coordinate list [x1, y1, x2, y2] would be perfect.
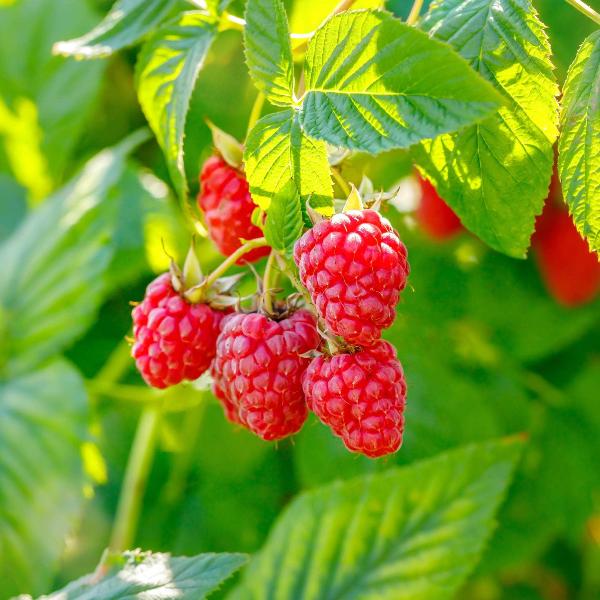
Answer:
[407, 0, 424, 25]
[564, 0, 600, 25]
[263, 250, 280, 314]
[109, 405, 161, 551]
[203, 237, 269, 289]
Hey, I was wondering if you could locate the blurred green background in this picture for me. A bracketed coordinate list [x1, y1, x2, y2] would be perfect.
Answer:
[0, 1, 598, 599]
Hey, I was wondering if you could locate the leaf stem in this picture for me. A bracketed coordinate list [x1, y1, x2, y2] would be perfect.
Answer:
[564, 0, 600, 25]
[247, 93, 265, 136]
[263, 250, 279, 314]
[109, 406, 161, 552]
[407, 0, 424, 25]
[332, 167, 351, 197]
[331, 0, 359, 15]
[203, 237, 269, 288]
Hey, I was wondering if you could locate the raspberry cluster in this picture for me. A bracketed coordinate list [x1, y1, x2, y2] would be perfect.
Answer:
[198, 155, 270, 264]
[131, 274, 227, 389]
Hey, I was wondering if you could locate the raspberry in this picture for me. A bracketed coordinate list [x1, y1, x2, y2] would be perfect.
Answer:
[198, 156, 270, 263]
[303, 340, 406, 458]
[416, 176, 463, 240]
[213, 378, 242, 425]
[212, 309, 320, 440]
[294, 209, 409, 346]
[131, 273, 227, 389]
[532, 203, 600, 307]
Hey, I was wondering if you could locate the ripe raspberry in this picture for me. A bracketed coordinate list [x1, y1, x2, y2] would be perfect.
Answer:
[198, 156, 270, 263]
[303, 340, 406, 458]
[294, 209, 409, 347]
[213, 378, 242, 425]
[212, 310, 320, 440]
[532, 203, 600, 307]
[416, 176, 463, 240]
[131, 273, 227, 389]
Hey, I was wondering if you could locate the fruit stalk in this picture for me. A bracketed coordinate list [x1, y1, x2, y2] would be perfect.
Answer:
[109, 406, 161, 551]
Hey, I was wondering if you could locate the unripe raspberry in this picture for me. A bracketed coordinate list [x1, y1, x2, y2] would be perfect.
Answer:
[294, 209, 409, 346]
[303, 340, 406, 458]
[416, 176, 463, 240]
[131, 274, 227, 389]
[532, 203, 600, 307]
[212, 309, 320, 440]
[198, 156, 269, 264]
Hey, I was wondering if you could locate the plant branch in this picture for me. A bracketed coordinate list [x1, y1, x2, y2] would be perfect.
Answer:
[109, 406, 161, 552]
[203, 237, 269, 288]
[564, 0, 600, 25]
[407, 0, 424, 25]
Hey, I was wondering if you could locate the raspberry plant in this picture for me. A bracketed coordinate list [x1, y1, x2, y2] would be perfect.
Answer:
[0, 0, 599, 598]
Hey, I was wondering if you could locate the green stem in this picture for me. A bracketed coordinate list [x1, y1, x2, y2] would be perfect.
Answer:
[109, 407, 161, 552]
[263, 250, 279, 314]
[407, 0, 424, 25]
[247, 93, 265, 136]
[564, 0, 600, 25]
[331, 0, 359, 15]
[203, 237, 269, 288]
[332, 167, 351, 197]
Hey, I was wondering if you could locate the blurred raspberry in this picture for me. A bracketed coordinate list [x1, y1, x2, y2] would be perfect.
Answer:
[212, 309, 320, 440]
[294, 209, 409, 346]
[303, 340, 406, 458]
[198, 156, 270, 263]
[131, 273, 227, 389]
[416, 176, 463, 240]
[532, 203, 600, 307]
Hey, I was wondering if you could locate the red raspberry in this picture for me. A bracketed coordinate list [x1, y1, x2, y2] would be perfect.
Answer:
[294, 210, 409, 346]
[213, 379, 242, 425]
[212, 310, 320, 440]
[198, 156, 270, 263]
[131, 273, 227, 389]
[416, 176, 463, 240]
[303, 340, 406, 458]
[532, 203, 600, 307]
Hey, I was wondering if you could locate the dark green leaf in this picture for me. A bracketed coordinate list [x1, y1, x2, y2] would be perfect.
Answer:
[300, 10, 502, 153]
[0, 131, 148, 378]
[244, 0, 295, 105]
[414, 0, 559, 258]
[136, 12, 217, 197]
[263, 180, 303, 256]
[244, 110, 333, 214]
[53, 0, 184, 59]
[232, 439, 522, 600]
[38, 550, 247, 599]
[0, 360, 88, 598]
[558, 30, 600, 253]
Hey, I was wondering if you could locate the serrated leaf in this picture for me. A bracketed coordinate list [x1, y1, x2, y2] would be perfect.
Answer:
[231, 439, 522, 600]
[244, 0, 295, 105]
[244, 110, 333, 215]
[413, 0, 559, 258]
[136, 12, 216, 197]
[38, 550, 247, 599]
[53, 0, 184, 59]
[0, 360, 88, 598]
[264, 180, 303, 256]
[0, 131, 148, 378]
[558, 31, 600, 253]
[299, 10, 502, 154]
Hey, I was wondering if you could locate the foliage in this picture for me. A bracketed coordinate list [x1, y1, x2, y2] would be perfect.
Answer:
[0, 0, 598, 599]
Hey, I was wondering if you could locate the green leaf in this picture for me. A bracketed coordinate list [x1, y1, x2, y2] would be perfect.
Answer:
[232, 438, 522, 600]
[0, 175, 26, 242]
[0, 0, 105, 189]
[558, 30, 600, 253]
[38, 550, 247, 599]
[0, 131, 148, 378]
[0, 360, 88, 598]
[206, 0, 233, 16]
[244, 110, 333, 214]
[53, 0, 184, 59]
[244, 0, 295, 106]
[413, 0, 559, 258]
[299, 10, 502, 153]
[264, 180, 303, 256]
[136, 11, 216, 197]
